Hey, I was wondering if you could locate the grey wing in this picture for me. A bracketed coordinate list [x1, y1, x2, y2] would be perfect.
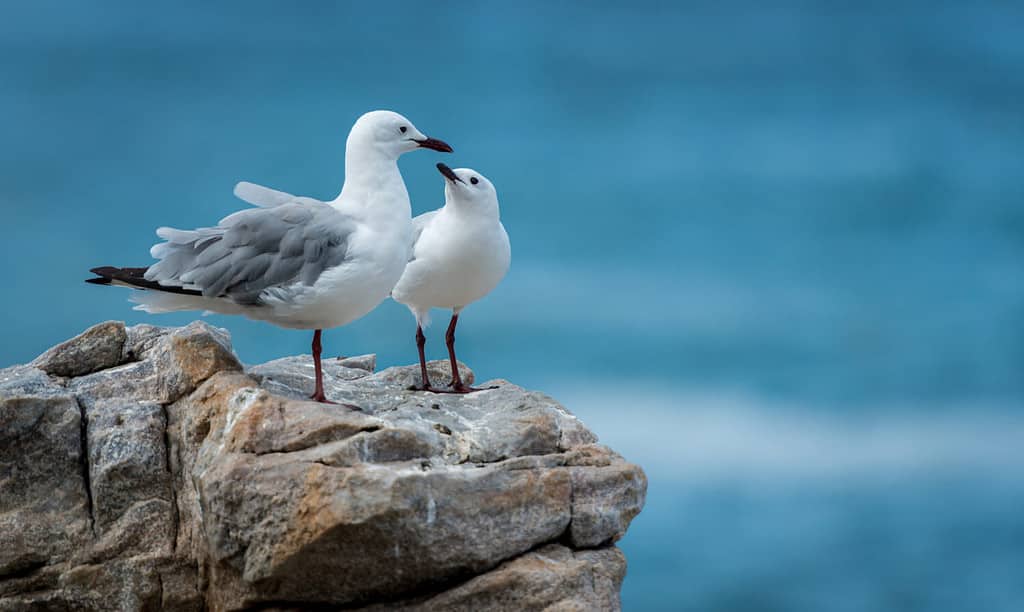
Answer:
[408, 210, 438, 261]
[145, 200, 354, 304]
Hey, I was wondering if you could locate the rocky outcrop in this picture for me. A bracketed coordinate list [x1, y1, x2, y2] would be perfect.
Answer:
[0, 322, 646, 611]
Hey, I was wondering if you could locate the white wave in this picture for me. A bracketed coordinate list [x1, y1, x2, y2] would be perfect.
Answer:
[550, 384, 1024, 483]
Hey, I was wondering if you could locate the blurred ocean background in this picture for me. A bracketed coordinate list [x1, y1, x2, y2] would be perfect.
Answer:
[2, 2, 1022, 610]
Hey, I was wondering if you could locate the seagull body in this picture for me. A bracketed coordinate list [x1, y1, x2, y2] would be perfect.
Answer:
[87, 110, 452, 403]
[392, 163, 510, 393]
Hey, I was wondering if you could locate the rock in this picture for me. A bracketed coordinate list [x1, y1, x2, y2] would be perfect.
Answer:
[336, 353, 377, 372]
[358, 544, 626, 611]
[0, 366, 91, 580]
[84, 399, 173, 536]
[31, 320, 127, 378]
[0, 323, 646, 611]
[69, 321, 242, 404]
[247, 354, 377, 401]
[569, 461, 647, 548]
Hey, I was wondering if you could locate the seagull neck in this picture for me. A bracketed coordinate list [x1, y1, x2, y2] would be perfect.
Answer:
[332, 154, 411, 222]
[444, 198, 500, 224]
[339, 148, 399, 193]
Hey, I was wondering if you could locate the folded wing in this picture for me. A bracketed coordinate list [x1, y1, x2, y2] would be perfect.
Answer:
[408, 210, 438, 262]
[144, 200, 354, 304]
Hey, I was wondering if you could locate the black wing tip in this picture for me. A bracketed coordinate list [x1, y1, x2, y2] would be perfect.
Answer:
[86, 266, 117, 286]
[85, 265, 139, 287]
[85, 265, 204, 297]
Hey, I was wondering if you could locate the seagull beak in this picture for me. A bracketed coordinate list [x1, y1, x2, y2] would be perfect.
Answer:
[415, 137, 453, 153]
[437, 163, 464, 184]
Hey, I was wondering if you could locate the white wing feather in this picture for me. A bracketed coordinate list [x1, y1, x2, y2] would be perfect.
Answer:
[233, 181, 299, 208]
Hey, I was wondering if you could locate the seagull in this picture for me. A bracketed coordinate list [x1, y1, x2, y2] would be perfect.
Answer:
[392, 163, 511, 393]
[86, 110, 452, 404]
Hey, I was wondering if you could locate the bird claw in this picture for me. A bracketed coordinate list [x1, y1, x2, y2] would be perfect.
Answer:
[310, 393, 338, 404]
[408, 373, 501, 395]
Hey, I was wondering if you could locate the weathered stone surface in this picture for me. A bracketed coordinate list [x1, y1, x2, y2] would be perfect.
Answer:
[359, 544, 627, 612]
[0, 368, 90, 580]
[31, 320, 127, 378]
[0, 364, 64, 401]
[1, 322, 646, 611]
[0, 555, 202, 612]
[248, 354, 377, 400]
[69, 321, 242, 404]
[569, 462, 648, 548]
[85, 399, 173, 535]
[248, 353, 471, 403]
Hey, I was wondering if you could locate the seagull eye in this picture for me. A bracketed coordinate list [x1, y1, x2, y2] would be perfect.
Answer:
[470, 177, 479, 185]
[399, 126, 407, 134]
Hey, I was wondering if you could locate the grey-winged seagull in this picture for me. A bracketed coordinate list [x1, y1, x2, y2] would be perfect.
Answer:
[87, 110, 452, 404]
[392, 163, 511, 393]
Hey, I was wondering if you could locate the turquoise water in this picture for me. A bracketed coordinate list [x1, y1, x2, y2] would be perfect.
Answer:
[2, 2, 1022, 610]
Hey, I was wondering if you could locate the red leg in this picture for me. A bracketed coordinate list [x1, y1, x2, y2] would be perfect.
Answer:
[310, 329, 337, 404]
[445, 314, 463, 389]
[409, 325, 434, 391]
[441, 313, 495, 394]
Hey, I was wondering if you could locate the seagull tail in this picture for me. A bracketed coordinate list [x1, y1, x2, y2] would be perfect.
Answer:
[87, 266, 250, 316]
[85, 266, 203, 296]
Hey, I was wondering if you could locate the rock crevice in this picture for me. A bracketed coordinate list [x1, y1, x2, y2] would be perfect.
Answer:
[1, 321, 646, 611]
[161, 402, 181, 556]
[75, 395, 97, 538]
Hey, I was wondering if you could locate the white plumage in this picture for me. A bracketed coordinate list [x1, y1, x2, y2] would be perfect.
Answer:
[392, 163, 511, 393]
[88, 110, 453, 402]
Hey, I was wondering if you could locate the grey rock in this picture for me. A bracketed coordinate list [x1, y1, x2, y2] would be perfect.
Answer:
[0, 390, 91, 578]
[247, 354, 375, 401]
[199, 450, 572, 606]
[358, 544, 627, 612]
[569, 461, 648, 548]
[85, 399, 173, 534]
[70, 320, 242, 404]
[0, 366, 58, 442]
[122, 322, 171, 361]
[336, 353, 377, 372]
[31, 320, 127, 378]
[0, 323, 645, 611]
[0, 364, 65, 401]
[0, 555, 201, 612]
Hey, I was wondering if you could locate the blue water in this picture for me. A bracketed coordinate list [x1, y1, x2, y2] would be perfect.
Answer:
[2, 2, 1022, 610]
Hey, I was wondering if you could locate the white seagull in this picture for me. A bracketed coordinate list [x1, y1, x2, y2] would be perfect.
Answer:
[392, 163, 511, 393]
[87, 110, 452, 403]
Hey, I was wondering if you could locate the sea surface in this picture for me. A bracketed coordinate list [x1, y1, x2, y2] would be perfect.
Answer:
[2, 2, 1022, 610]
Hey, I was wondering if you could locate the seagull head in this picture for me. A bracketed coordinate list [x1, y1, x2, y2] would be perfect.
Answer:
[348, 110, 452, 160]
[437, 163, 500, 216]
